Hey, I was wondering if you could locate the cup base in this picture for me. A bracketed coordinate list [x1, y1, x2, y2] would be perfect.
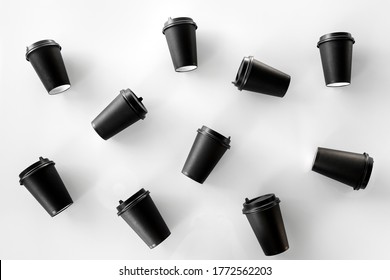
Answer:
[181, 171, 204, 184]
[50, 201, 73, 217]
[149, 231, 171, 249]
[326, 82, 350, 87]
[176, 65, 197, 72]
[49, 84, 71, 95]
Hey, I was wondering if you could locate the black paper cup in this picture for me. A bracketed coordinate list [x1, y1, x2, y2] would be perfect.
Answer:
[182, 126, 231, 184]
[317, 32, 355, 87]
[117, 188, 171, 249]
[162, 17, 198, 72]
[91, 89, 148, 140]
[312, 147, 373, 190]
[19, 157, 73, 217]
[233, 56, 291, 97]
[26, 39, 71, 95]
[243, 194, 289, 256]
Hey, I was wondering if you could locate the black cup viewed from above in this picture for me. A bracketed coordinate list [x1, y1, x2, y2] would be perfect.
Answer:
[26, 39, 71, 95]
[19, 157, 73, 217]
[91, 88, 148, 140]
[312, 147, 374, 190]
[117, 188, 171, 249]
[182, 125, 231, 184]
[233, 56, 291, 97]
[243, 193, 289, 256]
[163, 17, 198, 72]
[317, 32, 355, 87]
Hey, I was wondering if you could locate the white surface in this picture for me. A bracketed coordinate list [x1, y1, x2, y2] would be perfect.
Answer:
[1, 0, 390, 260]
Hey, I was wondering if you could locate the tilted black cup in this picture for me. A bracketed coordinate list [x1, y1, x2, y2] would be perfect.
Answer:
[312, 147, 374, 190]
[162, 17, 198, 72]
[19, 157, 73, 217]
[91, 89, 148, 140]
[233, 56, 291, 97]
[243, 194, 289, 256]
[182, 126, 231, 184]
[117, 188, 171, 249]
[26, 39, 71, 95]
[317, 32, 355, 87]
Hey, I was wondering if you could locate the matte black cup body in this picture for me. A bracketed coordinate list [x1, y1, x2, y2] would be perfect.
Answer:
[182, 126, 231, 184]
[26, 40, 71, 95]
[163, 17, 198, 72]
[233, 56, 291, 97]
[91, 89, 148, 140]
[19, 157, 73, 217]
[117, 188, 171, 249]
[312, 147, 373, 190]
[243, 194, 289, 256]
[317, 32, 355, 87]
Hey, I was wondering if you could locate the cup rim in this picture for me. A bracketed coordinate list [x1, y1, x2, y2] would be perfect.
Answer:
[355, 153, 374, 190]
[197, 125, 231, 149]
[162, 17, 197, 34]
[25, 39, 61, 61]
[121, 89, 148, 119]
[232, 56, 254, 90]
[242, 193, 280, 214]
[19, 157, 55, 185]
[317, 32, 355, 47]
[117, 188, 150, 216]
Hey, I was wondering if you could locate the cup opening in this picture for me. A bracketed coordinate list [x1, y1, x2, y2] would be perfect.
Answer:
[176, 65, 197, 72]
[49, 84, 71, 95]
[326, 82, 350, 87]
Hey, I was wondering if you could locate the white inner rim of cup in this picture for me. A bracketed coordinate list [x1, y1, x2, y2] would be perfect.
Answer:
[176, 65, 197, 72]
[327, 82, 350, 87]
[49, 84, 71, 95]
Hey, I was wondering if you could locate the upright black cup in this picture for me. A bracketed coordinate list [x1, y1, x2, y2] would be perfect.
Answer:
[19, 157, 73, 217]
[26, 39, 71, 95]
[182, 126, 231, 184]
[317, 32, 355, 87]
[162, 17, 198, 72]
[312, 147, 374, 190]
[117, 188, 171, 249]
[91, 89, 148, 140]
[243, 194, 289, 256]
[233, 56, 291, 97]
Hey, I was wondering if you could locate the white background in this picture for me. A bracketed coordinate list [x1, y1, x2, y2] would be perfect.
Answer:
[1, 0, 390, 260]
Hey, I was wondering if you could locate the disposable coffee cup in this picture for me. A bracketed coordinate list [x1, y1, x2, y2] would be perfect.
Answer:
[91, 88, 148, 140]
[243, 194, 289, 256]
[117, 188, 171, 249]
[162, 17, 198, 72]
[19, 157, 73, 217]
[233, 56, 291, 97]
[317, 32, 355, 87]
[26, 39, 71, 95]
[312, 147, 373, 190]
[182, 125, 231, 184]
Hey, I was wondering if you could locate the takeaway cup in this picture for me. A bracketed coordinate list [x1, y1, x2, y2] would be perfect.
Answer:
[233, 56, 291, 97]
[317, 32, 355, 87]
[26, 39, 71, 94]
[91, 89, 148, 140]
[19, 157, 73, 217]
[162, 17, 198, 72]
[117, 188, 171, 248]
[182, 126, 231, 184]
[243, 193, 289, 256]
